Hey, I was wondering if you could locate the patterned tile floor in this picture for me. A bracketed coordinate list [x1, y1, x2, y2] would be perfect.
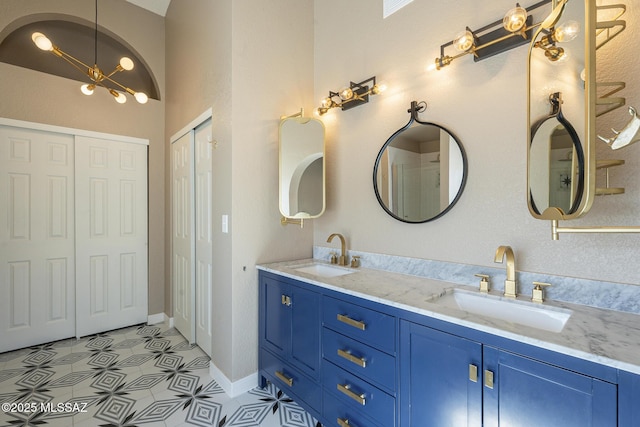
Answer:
[0, 323, 320, 427]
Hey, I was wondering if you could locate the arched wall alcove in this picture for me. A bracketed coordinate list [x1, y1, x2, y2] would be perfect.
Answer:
[0, 13, 160, 100]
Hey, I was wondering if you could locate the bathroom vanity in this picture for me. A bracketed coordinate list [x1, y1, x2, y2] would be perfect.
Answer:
[258, 260, 640, 427]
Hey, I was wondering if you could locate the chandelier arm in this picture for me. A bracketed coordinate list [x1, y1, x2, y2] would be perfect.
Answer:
[54, 47, 94, 74]
[56, 52, 94, 78]
[105, 66, 124, 79]
[100, 73, 135, 95]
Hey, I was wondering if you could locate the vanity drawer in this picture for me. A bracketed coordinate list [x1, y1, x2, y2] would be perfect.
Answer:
[323, 388, 385, 427]
[323, 361, 395, 427]
[260, 349, 321, 410]
[322, 328, 395, 392]
[323, 296, 396, 354]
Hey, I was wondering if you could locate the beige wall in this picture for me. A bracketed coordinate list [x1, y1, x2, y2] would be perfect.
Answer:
[0, 0, 166, 315]
[313, 0, 639, 286]
[165, 0, 315, 381]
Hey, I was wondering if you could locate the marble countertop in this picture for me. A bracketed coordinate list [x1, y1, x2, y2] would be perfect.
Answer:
[258, 259, 640, 375]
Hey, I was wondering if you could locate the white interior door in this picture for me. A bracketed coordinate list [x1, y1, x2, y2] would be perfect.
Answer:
[194, 119, 213, 356]
[74, 136, 148, 337]
[172, 132, 195, 342]
[0, 126, 75, 352]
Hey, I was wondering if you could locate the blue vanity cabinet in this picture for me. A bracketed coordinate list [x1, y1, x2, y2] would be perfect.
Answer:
[321, 295, 398, 427]
[400, 320, 617, 427]
[482, 346, 617, 427]
[259, 272, 321, 415]
[399, 320, 483, 427]
[619, 370, 640, 426]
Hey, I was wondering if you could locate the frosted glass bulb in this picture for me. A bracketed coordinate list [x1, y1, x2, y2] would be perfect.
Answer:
[80, 84, 95, 95]
[555, 20, 580, 42]
[115, 92, 127, 103]
[503, 5, 528, 33]
[32, 32, 53, 51]
[119, 57, 134, 71]
[454, 29, 475, 52]
[134, 92, 148, 104]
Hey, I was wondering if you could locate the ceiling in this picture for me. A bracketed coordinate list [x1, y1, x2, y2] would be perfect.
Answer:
[126, 0, 171, 17]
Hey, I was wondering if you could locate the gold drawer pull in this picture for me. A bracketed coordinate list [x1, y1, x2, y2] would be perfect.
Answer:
[337, 383, 366, 405]
[484, 369, 494, 389]
[337, 314, 366, 331]
[275, 370, 293, 387]
[337, 418, 354, 427]
[338, 349, 367, 368]
[469, 364, 478, 383]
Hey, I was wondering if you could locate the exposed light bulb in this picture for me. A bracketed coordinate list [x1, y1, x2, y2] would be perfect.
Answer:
[119, 57, 134, 71]
[372, 82, 387, 95]
[503, 5, 528, 33]
[80, 84, 95, 95]
[339, 87, 354, 100]
[554, 20, 580, 42]
[110, 89, 127, 104]
[453, 29, 475, 52]
[320, 97, 333, 109]
[31, 32, 53, 51]
[134, 92, 148, 104]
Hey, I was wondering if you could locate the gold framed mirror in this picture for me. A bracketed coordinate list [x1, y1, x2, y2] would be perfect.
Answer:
[279, 116, 325, 222]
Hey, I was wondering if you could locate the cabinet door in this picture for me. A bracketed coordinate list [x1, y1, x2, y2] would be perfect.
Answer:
[290, 285, 320, 376]
[399, 321, 482, 427]
[483, 346, 617, 427]
[262, 276, 290, 358]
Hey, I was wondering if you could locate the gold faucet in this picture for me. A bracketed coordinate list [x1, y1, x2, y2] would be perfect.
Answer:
[494, 245, 517, 298]
[327, 233, 348, 266]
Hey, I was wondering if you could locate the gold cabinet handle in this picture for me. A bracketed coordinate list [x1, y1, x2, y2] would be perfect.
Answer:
[469, 364, 478, 383]
[281, 294, 291, 306]
[337, 349, 367, 368]
[484, 369, 494, 389]
[337, 314, 366, 331]
[337, 383, 366, 405]
[275, 370, 293, 387]
[337, 418, 354, 427]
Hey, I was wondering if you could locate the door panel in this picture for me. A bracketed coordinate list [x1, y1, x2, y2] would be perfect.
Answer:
[194, 119, 213, 356]
[171, 132, 194, 342]
[75, 136, 148, 337]
[399, 320, 482, 427]
[0, 126, 75, 352]
[483, 346, 617, 427]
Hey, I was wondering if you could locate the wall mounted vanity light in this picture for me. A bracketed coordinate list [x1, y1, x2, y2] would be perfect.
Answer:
[316, 76, 386, 116]
[433, 1, 554, 70]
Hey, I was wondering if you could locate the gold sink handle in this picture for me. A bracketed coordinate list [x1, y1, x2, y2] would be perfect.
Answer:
[474, 274, 490, 293]
[532, 281, 551, 303]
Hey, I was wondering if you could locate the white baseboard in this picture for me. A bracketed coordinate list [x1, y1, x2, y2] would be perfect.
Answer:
[209, 361, 258, 398]
[147, 313, 173, 326]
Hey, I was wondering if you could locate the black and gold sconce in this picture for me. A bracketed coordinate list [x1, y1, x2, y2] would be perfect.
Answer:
[316, 76, 385, 116]
[434, 1, 557, 70]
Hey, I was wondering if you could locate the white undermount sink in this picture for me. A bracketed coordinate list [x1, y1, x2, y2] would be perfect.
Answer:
[427, 288, 572, 333]
[292, 263, 355, 278]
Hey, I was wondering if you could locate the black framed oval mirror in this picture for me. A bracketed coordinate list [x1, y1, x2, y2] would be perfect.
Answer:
[373, 101, 468, 223]
[529, 92, 584, 216]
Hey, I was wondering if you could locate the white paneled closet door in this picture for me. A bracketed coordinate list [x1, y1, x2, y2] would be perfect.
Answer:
[172, 132, 195, 343]
[171, 117, 213, 355]
[0, 127, 76, 352]
[194, 119, 213, 356]
[74, 136, 148, 337]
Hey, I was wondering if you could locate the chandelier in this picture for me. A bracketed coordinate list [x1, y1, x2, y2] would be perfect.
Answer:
[31, 0, 148, 104]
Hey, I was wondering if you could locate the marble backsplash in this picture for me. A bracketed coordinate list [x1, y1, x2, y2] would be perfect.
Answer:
[313, 246, 640, 315]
